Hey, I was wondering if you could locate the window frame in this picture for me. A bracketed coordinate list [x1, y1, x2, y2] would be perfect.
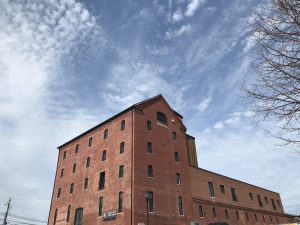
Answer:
[119, 165, 124, 178]
[147, 142, 153, 154]
[120, 142, 125, 154]
[102, 150, 107, 161]
[84, 177, 88, 190]
[208, 182, 215, 197]
[147, 165, 153, 178]
[147, 120, 152, 131]
[104, 129, 108, 139]
[88, 137, 93, 147]
[120, 120, 125, 131]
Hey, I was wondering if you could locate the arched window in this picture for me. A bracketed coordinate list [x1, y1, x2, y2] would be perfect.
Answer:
[157, 112, 167, 125]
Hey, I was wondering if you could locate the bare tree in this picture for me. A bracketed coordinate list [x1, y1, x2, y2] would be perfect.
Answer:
[244, 0, 300, 150]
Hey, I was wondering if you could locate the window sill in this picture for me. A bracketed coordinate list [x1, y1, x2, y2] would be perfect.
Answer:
[147, 177, 154, 179]
[147, 153, 153, 155]
[157, 122, 168, 128]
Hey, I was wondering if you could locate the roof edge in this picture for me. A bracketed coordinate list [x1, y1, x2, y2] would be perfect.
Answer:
[190, 166, 280, 195]
[57, 105, 135, 149]
[186, 134, 195, 139]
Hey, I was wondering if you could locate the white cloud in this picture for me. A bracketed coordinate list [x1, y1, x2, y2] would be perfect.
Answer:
[214, 122, 224, 129]
[172, 9, 184, 22]
[165, 23, 192, 39]
[184, 0, 206, 17]
[197, 97, 212, 112]
[0, 0, 106, 219]
[145, 45, 169, 56]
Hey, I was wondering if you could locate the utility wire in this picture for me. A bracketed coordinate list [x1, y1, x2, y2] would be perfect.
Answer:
[0, 213, 46, 224]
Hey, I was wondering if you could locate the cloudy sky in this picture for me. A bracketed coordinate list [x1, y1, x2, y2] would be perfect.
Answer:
[0, 0, 299, 220]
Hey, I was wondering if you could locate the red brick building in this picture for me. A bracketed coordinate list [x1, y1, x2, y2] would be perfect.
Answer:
[48, 95, 293, 225]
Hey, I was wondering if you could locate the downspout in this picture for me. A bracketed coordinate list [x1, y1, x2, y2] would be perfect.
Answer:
[131, 108, 135, 225]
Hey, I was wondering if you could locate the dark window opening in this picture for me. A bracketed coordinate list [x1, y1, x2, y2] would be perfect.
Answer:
[271, 199, 277, 210]
[104, 129, 108, 139]
[99, 171, 105, 190]
[121, 120, 125, 131]
[249, 192, 253, 200]
[73, 163, 76, 173]
[257, 195, 263, 207]
[148, 165, 153, 178]
[118, 192, 123, 213]
[255, 214, 258, 222]
[225, 209, 229, 220]
[157, 112, 167, 125]
[147, 191, 154, 212]
[245, 212, 249, 222]
[277, 200, 281, 207]
[102, 150, 106, 161]
[84, 178, 88, 190]
[147, 142, 153, 154]
[231, 188, 237, 201]
[263, 215, 266, 223]
[66, 205, 71, 223]
[173, 131, 177, 141]
[178, 196, 184, 215]
[176, 173, 181, 185]
[98, 197, 103, 216]
[86, 157, 90, 168]
[88, 137, 93, 147]
[119, 165, 124, 178]
[199, 205, 204, 217]
[147, 120, 152, 131]
[264, 196, 268, 204]
[75, 144, 79, 154]
[57, 188, 61, 198]
[208, 182, 215, 197]
[220, 185, 225, 194]
[236, 211, 240, 221]
[70, 183, 74, 194]
[175, 151, 179, 162]
[63, 151, 67, 160]
[120, 142, 125, 154]
[74, 208, 83, 225]
[53, 209, 58, 225]
[60, 169, 64, 178]
[276, 217, 279, 223]
[270, 216, 273, 223]
[212, 207, 217, 218]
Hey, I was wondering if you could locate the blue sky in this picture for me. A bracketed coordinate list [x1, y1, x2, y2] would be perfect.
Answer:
[0, 0, 299, 220]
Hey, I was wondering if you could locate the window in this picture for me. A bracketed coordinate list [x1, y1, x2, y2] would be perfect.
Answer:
[147, 142, 153, 154]
[118, 192, 123, 213]
[257, 195, 263, 207]
[276, 217, 279, 223]
[53, 209, 58, 225]
[104, 129, 108, 139]
[72, 163, 76, 173]
[263, 215, 266, 223]
[84, 177, 88, 190]
[271, 198, 277, 210]
[212, 207, 217, 218]
[147, 120, 152, 131]
[175, 151, 179, 162]
[176, 173, 181, 185]
[148, 165, 153, 178]
[236, 211, 240, 221]
[63, 151, 67, 160]
[121, 120, 125, 131]
[99, 171, 105, 190]
[75, 144, 79, 154]
[264, 196, 268, 204]
[147, 191, 154, 212]
[225, 209, 229, 220]
[208, 182, 215, 197]
[173, 131, 177, 141]
[255, 214, 258, 222]
[199, 205, 204, 217]
[119, 165, 124, 178]
[178, 196, 184, 215]
[249, 192, 253, 200]
[220, 185, 225, 194]
[88, 137, 93, 147]
[277, 199, 281, 207]
[98, 197, 103, 216]
[66, 205, 71, 222]
[270, 216, 273, 223]
[74, 208, 83, 225]
[70, 183, 74, 194]
[245, 212, 249, 222]
[57, 188, 61, 198]
[102, 150, 107, 161]
[86, 157, 90, 168]
[231, 188, 237, 201]
[60, 169, 64, 178]
[157, 112, 167, 125]
[120, 142, 125, 154]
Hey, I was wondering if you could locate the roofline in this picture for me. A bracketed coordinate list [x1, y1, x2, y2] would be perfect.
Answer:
[190, 166, 279, 194]
[57, 105, 135, 149]
[186, 134, 195, 139]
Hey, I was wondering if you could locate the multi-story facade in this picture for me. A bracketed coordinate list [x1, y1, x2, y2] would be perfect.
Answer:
[48, 95, 293, 225]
